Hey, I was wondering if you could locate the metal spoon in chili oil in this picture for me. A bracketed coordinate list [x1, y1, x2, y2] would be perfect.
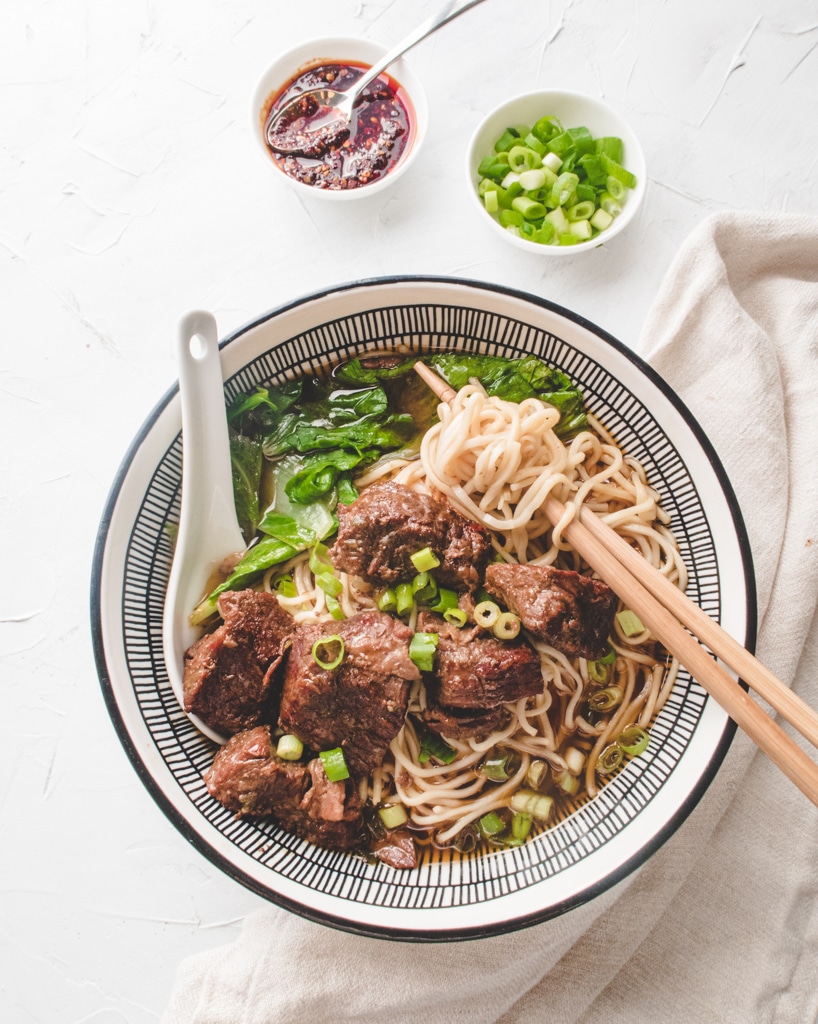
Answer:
[265, 0, 489, 157]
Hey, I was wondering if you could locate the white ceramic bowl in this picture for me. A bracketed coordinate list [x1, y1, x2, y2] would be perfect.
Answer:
[466, 90, 647, 254]
[91, 277, 752, 941]
[250, 37, 428, 200]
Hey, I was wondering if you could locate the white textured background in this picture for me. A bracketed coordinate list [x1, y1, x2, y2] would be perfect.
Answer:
[2, 0, 817, 1019]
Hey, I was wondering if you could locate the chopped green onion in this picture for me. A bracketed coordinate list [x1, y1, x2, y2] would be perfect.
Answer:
[319, 747, 349, 782]
[511, 811, 533, 841]
[276, 734, 304, 761]
[316, 570, 343, 597]
[443, 607, 468, 627]
[474, 118, 637, 247]
[429, 587, 458, 613]
[527, 759, 548, 790]
[418, 731, 457, 765]
[556, 769, 581, 796]
[598, 644, 617, 665]
[587, 658, 611, 684]
[395, 582, 414, 617]
[510, 789, 554, 822]
[597, 743, 624, 775]
[564, 746, 585, 775]
[325, 593, 345, 620]
[411, 571, 438, 603]
[473, 600, 500, 628]
[311, 634, 345, 671]
[378, 803, 408, 830]
[480, 753, 513, 781]
[308, 542, 333, 576]
[274, 574, 297, 598]
[410, 547, 441, 573]
[409, 631, 439, 672]
[587, 686, 624, 711]
[377, 588, 397, 613]
[617, 725, 651, 757]
[617, 609, 646, 636]
[477, 811, 506, 837]
[493, 611, 521, 640]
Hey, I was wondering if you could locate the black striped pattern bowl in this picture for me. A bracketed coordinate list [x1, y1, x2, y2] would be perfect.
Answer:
[91, 276, 754, 940]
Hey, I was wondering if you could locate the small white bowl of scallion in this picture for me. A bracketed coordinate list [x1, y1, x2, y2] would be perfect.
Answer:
[466, 90, 646, 254]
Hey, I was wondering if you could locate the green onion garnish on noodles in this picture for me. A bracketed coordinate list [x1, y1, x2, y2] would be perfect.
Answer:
[410, 547, 441, 573]
[597, 743, 624, 775]
[319, 747, 349, 782]
[377, 588, 397, 613]
[480, 752, 513, 781]
[395, 582, 414, 617]
[492, 611, 521, 640]
[276, 734, 304, 761]
[587, 686, 624, 712]
[418, 731, 457, 765]
[411, 571, 438, 604]
[617, 725, 651, 757]
[429, 587, 458, 614]
[443, 607, 468, 627]
[509, 790, 554, 822]
[325, 593, 345, 620]
[617, 609, 646, 636]
[477, 811, 506, 837]
[511, 811, 533, 841]
[473, 600, 500, 628]
[409, 632, 439, 672]
[274, 574, 298, 598]
[378, 803, 409, 830]
[311, 635, 345, 671]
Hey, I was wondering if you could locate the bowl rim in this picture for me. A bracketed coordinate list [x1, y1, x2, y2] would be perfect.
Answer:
[90, 274, 755, 941]
[249, 37, 429, 201]
[465, 88, 647, 255]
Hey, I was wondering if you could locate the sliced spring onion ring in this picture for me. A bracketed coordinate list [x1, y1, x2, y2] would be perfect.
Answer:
[409, 631, 439, 672]
[510, 789, 554, 821]
[492, 611, 521, 640]
[378, 803, 409, 830]
[617, 609, 646, 636]
[443, 607, 468, 627]
[477, 811, 506, 837]
[377, 588, 397, 613]
[597, 743, 624, 774]
[527, 759, 548, 790]
[319, 747, 349, 782]
[473, 600, 500, 628]
[410, 547, 441, 573]
[480, 753, 512, 781]
[276, 734, 304, 761]
[395, 582, 414, 617]
[311, 635, 345, 671]
[511, 811, 533, 841]
[617, 725, 651, 757]
[418, 731, 457, 765]
[587, 686, 624, 711]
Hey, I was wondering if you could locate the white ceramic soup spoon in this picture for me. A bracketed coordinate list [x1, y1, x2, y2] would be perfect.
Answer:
[266, 0, 489, 156]
[162, 310, 245, 745]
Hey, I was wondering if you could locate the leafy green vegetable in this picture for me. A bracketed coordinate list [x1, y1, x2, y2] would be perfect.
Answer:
[262, 412, 414, 459]
[227, 381, 302, 426]
[426, 353, 587, 437]
[190, 535, 300, 625]
[229, 434, 263, 541]
[334, 358, 419, 386]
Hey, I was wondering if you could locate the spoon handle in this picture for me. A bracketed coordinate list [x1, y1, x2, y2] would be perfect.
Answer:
[354, 0, 489, 96]
[173, 310, 245, 561]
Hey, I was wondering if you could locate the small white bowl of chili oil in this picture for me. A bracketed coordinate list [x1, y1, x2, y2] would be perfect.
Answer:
[251, 37, 428, 199]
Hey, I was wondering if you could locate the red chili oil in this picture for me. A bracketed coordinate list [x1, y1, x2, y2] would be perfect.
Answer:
[262, 61, 415, 190]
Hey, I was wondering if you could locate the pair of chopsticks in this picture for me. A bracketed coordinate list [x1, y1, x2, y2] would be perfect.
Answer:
[413, 362, 818, 808]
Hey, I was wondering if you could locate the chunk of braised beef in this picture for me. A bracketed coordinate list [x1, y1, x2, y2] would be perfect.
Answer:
[204, 726, 364, 850]
[372, 829, 418, 870]
[278, 610, 419, 776]
[418, 612, 543, 709]
[204, 725, 309, 817]
[419, 703, 511, 741]
[329, 480, 491, 592]
[183, 589, 295, 735]
[484, 563, 618, 660]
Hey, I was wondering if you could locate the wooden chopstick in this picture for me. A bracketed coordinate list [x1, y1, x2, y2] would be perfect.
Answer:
[414, 361, 818, 808]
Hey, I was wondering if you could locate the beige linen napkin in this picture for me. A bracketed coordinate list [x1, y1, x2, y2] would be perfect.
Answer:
[163, 211, 818, 1024]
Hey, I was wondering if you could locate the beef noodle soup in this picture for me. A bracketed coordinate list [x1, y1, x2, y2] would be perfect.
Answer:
[180, 351, 685, 868]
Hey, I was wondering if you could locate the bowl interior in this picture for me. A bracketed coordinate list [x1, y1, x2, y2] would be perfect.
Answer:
[466, 90, 647, 254]
[92, 277, 749, 940]
[250, 37, 428, 201]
